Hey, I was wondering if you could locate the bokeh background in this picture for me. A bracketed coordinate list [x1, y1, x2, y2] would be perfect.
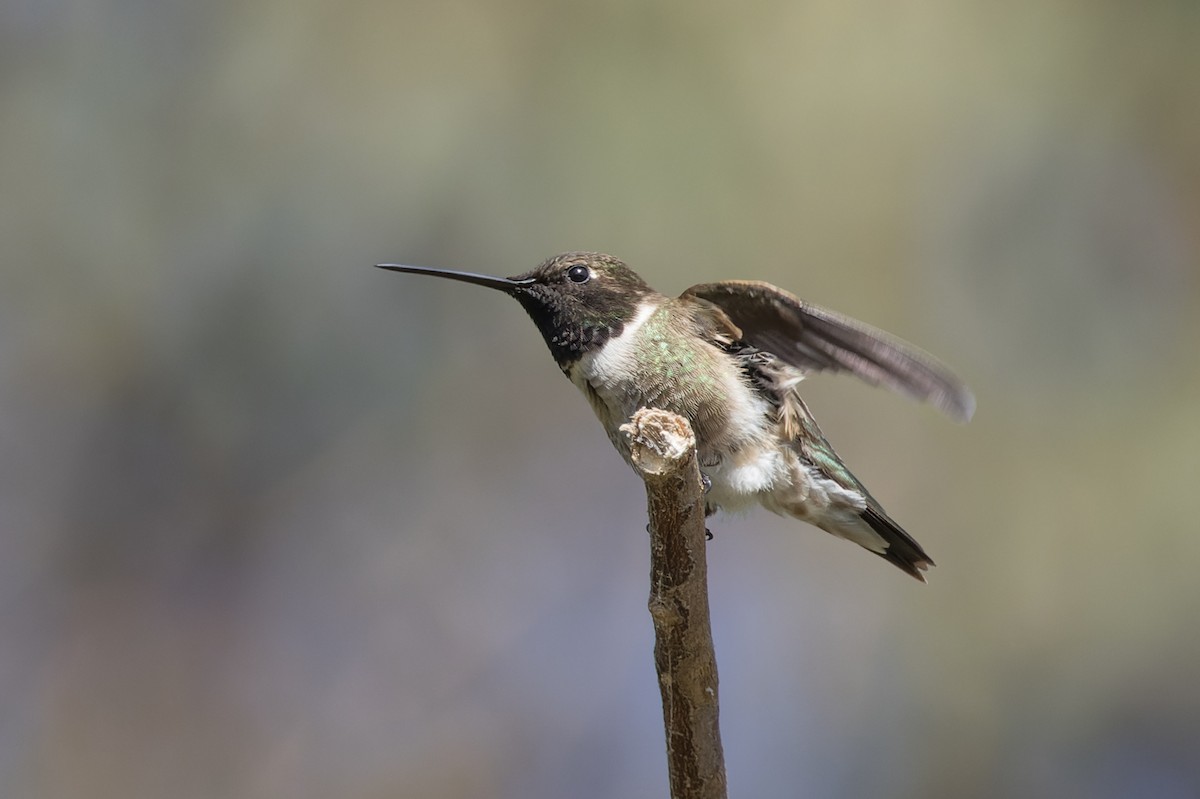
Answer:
[3, 1, 1199, 797]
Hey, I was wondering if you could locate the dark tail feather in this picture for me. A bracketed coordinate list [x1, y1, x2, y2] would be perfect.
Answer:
[861, 505, 935, 582]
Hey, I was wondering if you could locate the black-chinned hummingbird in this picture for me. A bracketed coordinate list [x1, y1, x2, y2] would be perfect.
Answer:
[377, 252, 974, 581]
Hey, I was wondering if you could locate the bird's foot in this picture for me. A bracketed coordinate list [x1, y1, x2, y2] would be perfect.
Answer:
[650, 521, 712, 541]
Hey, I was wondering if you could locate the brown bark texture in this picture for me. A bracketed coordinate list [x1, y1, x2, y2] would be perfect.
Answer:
[620, 408, 728, 799]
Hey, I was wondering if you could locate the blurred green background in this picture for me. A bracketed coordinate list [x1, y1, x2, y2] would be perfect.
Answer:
[3, 1, 1199, 797]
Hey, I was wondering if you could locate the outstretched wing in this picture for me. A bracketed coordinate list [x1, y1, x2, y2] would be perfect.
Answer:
[683, 280, 975, 422]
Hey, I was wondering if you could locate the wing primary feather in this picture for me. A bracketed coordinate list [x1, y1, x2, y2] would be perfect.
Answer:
[684, 280, 975, 422]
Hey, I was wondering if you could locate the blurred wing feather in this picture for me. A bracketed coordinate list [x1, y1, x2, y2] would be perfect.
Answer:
[683, 280, 975, 422]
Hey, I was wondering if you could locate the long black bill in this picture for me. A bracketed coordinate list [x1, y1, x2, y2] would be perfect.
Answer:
[375, 263, 533, 293]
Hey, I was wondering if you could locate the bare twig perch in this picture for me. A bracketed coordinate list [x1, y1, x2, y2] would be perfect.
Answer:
[620, 408, 728, 799]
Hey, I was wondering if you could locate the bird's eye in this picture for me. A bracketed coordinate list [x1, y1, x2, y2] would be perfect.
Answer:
[566, 264, 590, 284]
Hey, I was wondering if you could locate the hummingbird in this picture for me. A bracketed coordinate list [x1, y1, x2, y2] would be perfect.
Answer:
[377, 252, 973, 581]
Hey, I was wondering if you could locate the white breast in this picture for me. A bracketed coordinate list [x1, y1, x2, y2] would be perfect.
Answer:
[566, 301, 666, 455]
[576, 301, 658, 387]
